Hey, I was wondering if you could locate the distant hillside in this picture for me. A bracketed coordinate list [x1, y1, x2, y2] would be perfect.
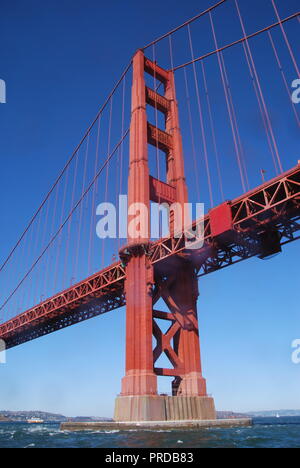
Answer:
[217, 411, 250, 420]
[248, 410, 300, 417]
[2, 409, 299, 422]
[0, 411, 67, 422]
[217, 410, 300, 419]
[0, 411, 112, 422]
[66, 416, 113, 422]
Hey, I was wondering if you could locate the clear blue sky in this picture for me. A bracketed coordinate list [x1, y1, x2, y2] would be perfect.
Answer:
[0, 0, 299, 417]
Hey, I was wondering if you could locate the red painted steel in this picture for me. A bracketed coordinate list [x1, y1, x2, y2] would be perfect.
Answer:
[146, 87, 170, 114]
[121, 50, 207, 397]
[121, 51, 157, 396]
[0, 263, 126, 349]
[0, 163, 299, 350]
[149, 176, 177, 205]
[210, 202, 233, 239]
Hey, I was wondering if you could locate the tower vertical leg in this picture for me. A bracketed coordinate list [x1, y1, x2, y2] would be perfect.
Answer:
[121, 255, 156, 396]
[114, 50, 165, 421]
[169, 265, 207, 396]
[114, 253, 167, 421]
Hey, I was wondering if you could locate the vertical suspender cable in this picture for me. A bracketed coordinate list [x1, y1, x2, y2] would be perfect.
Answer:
[235, 0, 283, 174]
[63, 150, 79, 287]
[209, 12, 246, 192]
[88, 115, 102, 275]
[43, 183, 59, 298]
[268, 30, 300, 127]
[241, 40, 279, 174]
[201, 61, 225, 200]
[187, 24, 214, 208]
[74, 133, 90, 279]
[270, 0, 300, 77]
[102, 98, 113, 268]
[118, 76, 126, 252]
[54, 166, 69, 291]
[220, 52, 250, 190]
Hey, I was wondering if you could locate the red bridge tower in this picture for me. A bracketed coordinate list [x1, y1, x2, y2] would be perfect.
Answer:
[114, 50, 216, 421]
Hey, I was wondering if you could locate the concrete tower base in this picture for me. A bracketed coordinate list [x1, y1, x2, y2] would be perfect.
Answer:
[114, 395, 216, 422]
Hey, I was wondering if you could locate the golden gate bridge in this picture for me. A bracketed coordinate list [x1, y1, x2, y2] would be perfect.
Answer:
[0, 0, 299, 421]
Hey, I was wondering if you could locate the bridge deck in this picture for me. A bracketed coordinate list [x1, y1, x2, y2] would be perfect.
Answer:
[1, 164, 299, 349]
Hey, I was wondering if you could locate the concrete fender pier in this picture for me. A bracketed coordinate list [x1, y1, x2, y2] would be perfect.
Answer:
[61, 418, 252, 432]
[114, 395, 216, 422]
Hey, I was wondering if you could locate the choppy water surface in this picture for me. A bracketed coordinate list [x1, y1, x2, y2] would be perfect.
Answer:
[0, 417, 299, 448]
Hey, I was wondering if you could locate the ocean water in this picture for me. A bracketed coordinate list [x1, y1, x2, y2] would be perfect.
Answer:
[0, 417, 299, 448]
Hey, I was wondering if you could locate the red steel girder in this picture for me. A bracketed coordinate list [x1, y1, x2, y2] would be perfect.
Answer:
[0, 263, 126, 349]
[0, 164, 300, 349]
[146, 87, 170, 114]
[148, 163, 300, 270]
[147, 123, 173, 153]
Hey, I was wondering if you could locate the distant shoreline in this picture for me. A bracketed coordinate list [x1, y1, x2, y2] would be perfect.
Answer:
[1, 410, 300, 423]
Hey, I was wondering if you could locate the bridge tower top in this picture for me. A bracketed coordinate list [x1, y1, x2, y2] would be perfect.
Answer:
[127, 49, 188, 244]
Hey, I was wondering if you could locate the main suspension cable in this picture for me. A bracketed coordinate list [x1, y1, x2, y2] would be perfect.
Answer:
[142, 0, 228, 51]
[0, 130, 129, 313]
[172, 12, 299, 72]
[0, 60, 132, 275]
